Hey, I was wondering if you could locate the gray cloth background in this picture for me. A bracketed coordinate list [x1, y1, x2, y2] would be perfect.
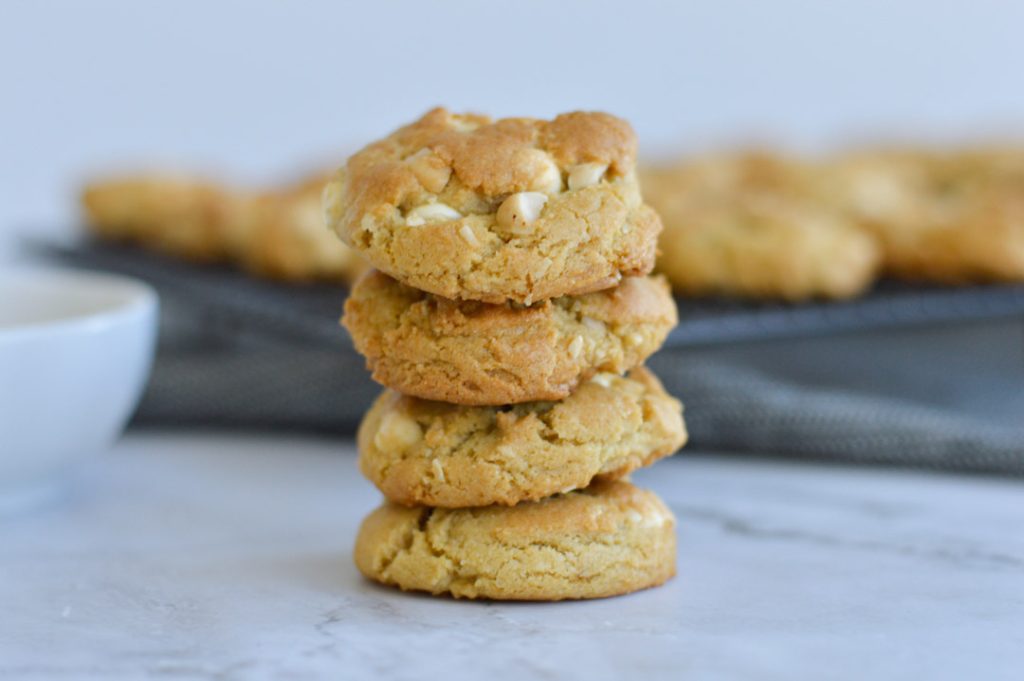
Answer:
[37, 242, 1024, 476]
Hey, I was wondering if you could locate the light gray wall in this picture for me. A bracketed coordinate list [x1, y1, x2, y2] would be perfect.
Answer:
[2, 0, 1022, 250]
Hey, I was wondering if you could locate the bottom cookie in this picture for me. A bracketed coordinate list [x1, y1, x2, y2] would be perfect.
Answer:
[353, 479, 676, 601]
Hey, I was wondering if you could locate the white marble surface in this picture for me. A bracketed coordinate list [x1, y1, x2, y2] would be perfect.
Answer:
[2, 433, 1022, 681]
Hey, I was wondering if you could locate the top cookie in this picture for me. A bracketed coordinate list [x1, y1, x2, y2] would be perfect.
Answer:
[324, 108, 661, 303]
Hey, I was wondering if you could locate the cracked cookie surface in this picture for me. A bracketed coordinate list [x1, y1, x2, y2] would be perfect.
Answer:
[324, 107, 661, 304]
[343, 270, 677, 405]
[358, 367, 686, 508]
[353, 479, 676, 600]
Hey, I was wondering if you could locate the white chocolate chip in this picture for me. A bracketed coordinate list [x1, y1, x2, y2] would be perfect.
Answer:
[568, 163, 608, 190]
[431, 458, 446, 483]
[496, 192, 547, 233]
[590, 372, 616, 388]
[635, 507, 673, 528]
[624, 331, 645, 347]
[652, 507, 674, 527]
[458, 224, 480, 246]
[529, 257, 554, 281]
[850, 172, 906, 219]
[406, 149, 452, 193]
[523, 149, 562, 194]
[373, 411, 423, 453]
[405, 203, 462, 226]
[449, 116, 478, 133]
[581, 316, 606, 333]
[568, 335, 583, 358]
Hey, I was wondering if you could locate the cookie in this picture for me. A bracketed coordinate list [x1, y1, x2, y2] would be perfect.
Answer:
[343, 270, 677, 405]
[644, 153, 880, 300]
[653, 193, 880, 301]
[324, 107, 661, 304]
[82, 173, 366, 284]
[358, 366, 686, 507]
[82, 175, 245, 262]
[353, 479, 676, 600]
[237, 174, 368, 283]
[829, 149, 1024, 283]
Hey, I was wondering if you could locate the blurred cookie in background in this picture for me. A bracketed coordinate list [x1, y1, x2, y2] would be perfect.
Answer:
[643, 152, 880, 301]
[81, 175, 248, 263]
[828, 147, 1024, 284]
[236, 173, 368, 283]
[82, 171, 367, 284]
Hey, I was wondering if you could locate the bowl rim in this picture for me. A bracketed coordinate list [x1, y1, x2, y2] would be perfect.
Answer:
[0, 267, 158, 343]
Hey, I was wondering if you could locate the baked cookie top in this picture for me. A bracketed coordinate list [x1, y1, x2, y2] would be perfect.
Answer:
[353, 479, 677, 600]
[358, 366, 686, 508]
[342, 270, 677, 405]
[325, 107, 660, 303]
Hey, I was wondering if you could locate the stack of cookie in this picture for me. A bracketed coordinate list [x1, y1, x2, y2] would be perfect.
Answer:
[325, 108, 687, 600]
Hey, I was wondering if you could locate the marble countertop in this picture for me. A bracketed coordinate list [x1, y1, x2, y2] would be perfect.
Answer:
[2, 433, 1021, 681]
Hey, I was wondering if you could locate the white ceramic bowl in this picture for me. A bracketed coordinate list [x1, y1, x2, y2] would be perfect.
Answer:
[0, 268, 157, 512]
